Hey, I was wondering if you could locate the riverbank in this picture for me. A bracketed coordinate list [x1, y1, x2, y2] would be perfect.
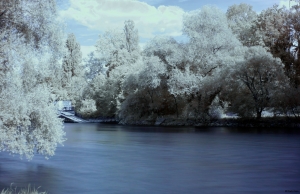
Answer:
[117, 117, 300, 129]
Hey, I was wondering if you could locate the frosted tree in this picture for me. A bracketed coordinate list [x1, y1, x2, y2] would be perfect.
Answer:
[224, 46, 289, 119]
[94, 20, 141, 117]
[0, 0, 66, 159]
[181, 5, 241, 121]
[143, 36, 186, 72]
[183, 6, 240, 75]
[84, 52, 105, 81]
[119, 56, 168, 121]
[252, 5, 299, 85]
[96, 20, 140, 77]
[61, 33, 86, 107]
[123, 20, 139, 54]
[78, 99, 97, 116]
[285, 4, 300, 86]
[226, 3, 258, 46]
[142, 36, 189, 118]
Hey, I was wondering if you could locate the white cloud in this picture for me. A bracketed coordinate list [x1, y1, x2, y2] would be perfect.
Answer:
[139, 42, 146, 50]
[59, 0, 185, 39]
[81, 45, 96, 59]
[279, 0, 298, 8]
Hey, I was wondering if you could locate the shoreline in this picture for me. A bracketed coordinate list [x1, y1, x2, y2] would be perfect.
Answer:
[86, 117, 300, 129]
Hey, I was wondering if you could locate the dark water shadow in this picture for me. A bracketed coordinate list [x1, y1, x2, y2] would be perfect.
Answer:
[224, 127, 300, 134]
[0, 158, 60, 193]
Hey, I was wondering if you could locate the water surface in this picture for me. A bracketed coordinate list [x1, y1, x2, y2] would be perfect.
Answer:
[0, 123, 299, 194]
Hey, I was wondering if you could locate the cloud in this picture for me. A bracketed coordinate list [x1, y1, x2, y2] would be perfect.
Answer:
[81, 45, 96, 59]
[59, 0, 185, 40]
[279, 0, 298, 8]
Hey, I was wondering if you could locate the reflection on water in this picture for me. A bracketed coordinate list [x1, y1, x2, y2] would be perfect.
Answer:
[1, 123, 300, 194]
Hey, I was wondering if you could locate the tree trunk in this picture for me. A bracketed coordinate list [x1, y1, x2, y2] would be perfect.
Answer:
[256, 110, 262, 120]
[173, 95, 178, 118]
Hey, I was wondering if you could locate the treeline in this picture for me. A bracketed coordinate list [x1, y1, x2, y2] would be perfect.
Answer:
[76, 4, 300, 123]
[1, 1, 299, 159]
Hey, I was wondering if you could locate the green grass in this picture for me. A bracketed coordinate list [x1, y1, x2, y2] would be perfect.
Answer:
[1, 184, 46, 194]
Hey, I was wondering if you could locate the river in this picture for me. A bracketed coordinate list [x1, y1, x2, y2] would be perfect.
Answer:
[0, 123, 300, 194]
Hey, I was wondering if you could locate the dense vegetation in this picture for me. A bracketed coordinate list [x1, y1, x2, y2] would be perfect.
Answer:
[0, 1, 300, 159]
[82, 4, 300, 123]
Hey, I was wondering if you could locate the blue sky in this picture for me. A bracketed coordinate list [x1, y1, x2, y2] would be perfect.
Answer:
[57, 0, 296, 58]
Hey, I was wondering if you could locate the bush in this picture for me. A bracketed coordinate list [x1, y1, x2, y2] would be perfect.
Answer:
[1, 184, 46, 194]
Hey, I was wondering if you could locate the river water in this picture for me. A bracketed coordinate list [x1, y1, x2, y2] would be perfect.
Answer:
[0, 123, 300, 194]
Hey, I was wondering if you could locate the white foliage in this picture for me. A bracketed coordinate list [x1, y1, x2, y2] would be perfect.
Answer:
[0, 51, 66, 160]
[227, 46, 289, 118]
[183, 5, 241, 76]
[167, 67, 202, 96]
[96, 20, 140, 77]
[0, 0, 66, 159]
[93, 20, 142, 115]
[61, 33, 86, 105]
[79, 99, 97, 115]
[143, 35, 185, 68]
[138, 56, 166, 90]
[226, 3, 258, 45]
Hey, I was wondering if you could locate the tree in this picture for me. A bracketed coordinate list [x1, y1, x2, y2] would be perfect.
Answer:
[94, 20, 141, 117]
[288, 4, 300, 86]
[84, 52, 105, 81]
[0, 0, 66, 159]
[61, 33, 86, 107]
[253, 5, 300, 86]
[226, 3, 258, 46]
[96, 20, 140, 77]
[78, 99, 97, 117]
[123, 20, 139, 54]
[225, 46, 289, 119]
[119, 56, 168, 121]
[87, 72, 119, 117]
[180, 6, 241, 121]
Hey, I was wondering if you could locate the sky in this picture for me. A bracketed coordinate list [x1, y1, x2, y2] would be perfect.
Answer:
[56, 0, 298, 58]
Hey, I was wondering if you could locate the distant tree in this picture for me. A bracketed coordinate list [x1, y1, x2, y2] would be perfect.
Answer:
[226, 3, 258, 46]
[181, 5, 241, 121]
[123, 20, 139, 53]
[94, 20, 141, 117]
[96, 20, 140, 78]
[253, 5, 300, 86]
[224, 46, 289, 119]
[119, 56, 168, 121]
[61, 33, 86, 107]
[84, 52, 105, 81]
[78, 99, 97, 117]
[288, 4, 300, 86]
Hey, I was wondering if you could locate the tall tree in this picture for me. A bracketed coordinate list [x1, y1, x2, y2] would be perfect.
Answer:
[96, 20, 140, 78]
[253, 5, 300, 86]
[94, 20, 141, 116]
[84, 52, 105, 81]
[224, 46, 288, 119]
[181, 5, 241, 121]
[226, 3, 258, 46]
[61, 33, 85, 107]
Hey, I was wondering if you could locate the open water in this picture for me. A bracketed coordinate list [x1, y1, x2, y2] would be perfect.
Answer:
[0, 123, 299, 194]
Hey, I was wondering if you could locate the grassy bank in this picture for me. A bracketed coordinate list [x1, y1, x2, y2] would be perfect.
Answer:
[118, 116, 300, 129]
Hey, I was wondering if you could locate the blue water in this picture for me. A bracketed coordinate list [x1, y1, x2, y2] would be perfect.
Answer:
[1, 123, 300, 194]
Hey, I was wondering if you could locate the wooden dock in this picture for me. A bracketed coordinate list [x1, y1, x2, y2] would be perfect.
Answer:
[59, 111, 87, 123]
